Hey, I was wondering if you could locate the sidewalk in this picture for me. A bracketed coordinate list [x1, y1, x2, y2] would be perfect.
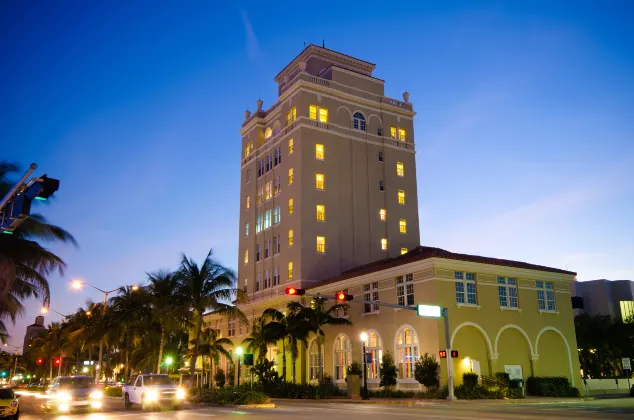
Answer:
[270, 396, 597, 405]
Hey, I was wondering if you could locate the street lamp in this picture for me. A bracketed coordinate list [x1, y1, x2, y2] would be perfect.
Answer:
[71, 279, 139, 382]
[165, 357, 173, 374]
[41, 307, 69, 318]
[5, 344, 23, 383]
[235, 347, 244, 386]
[360, 332, 369, 400]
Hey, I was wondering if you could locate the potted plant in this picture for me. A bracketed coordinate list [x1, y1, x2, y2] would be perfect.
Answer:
[346, 361, 363, 398]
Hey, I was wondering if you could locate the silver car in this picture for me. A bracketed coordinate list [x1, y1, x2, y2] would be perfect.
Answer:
[42, 376, 103, 414]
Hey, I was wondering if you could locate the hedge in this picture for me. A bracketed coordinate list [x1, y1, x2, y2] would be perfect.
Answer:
[191, 389, 269, 405]
[526, 377, 580, 397]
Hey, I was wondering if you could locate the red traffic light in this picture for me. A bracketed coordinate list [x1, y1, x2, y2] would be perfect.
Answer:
[37, 358, 44, 365]
[285, 287, 305, 296]
[336, 292, 353, 301]
[54, 358, 61, 366]
[439, 350, 447, 359]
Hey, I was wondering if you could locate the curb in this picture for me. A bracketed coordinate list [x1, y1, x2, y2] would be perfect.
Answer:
[241, 403, 276, 408]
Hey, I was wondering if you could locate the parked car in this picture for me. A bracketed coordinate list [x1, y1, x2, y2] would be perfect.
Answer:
[122, 374, 185, 411]
[0, 388, 19, 419]
[41, 376, 103, 414]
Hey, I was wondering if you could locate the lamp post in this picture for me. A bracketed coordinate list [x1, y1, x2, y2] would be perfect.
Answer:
[71, 279, 139, 382]
[236, 347, 243, 386]
[41, 307, 69, 318]
[4, 344, 23, 383]
[360, 332, 369, 400]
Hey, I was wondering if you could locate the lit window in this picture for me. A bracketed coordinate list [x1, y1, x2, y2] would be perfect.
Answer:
[333, 334, 351, 381]
[316, 236, 325, 253]
[381, 238, 387, 251]
[256, 185, 263, 205]
[316, 173, 324, 190]
[400, 248, 407, 255]
[319, 107, 328, 122]
[498, 277, 519, 308]
[245, 196, 250, 209]
[273, 206, 281, 224]
[265, 127, 272, 139]
[398, 190, 405, 205]
[288, 168, 294, 185]
[286, 107, 297, 125]
[288, 198, 294, 214]
[399, 218, 407, 234]
[256, 215, 263, 233]
[390, 126, 397, 139]
[396, 162, 404, 177]
[289, 138, 294, 155]
[288, 229, 293, 246]
[288, 261, 293, 279]
[274, 176, 281, 195]
[245, 223, 249, 237]
[379, 180, 384, 191]
[244, 249, 249, 264]
[265, 181, 272, 201]
[396, 326, 419, 379]
[366, 331, 383, 379]
[315, 144, 324, 160]
[396, 274, 414, 306]
[536, 281, 556, 311]
[316, 205, 325, 221]
[309, 105, 328, 122]
[353, 112, 366, 131]
[398, 128, 406, 142]
[380, 209, 386, 221]
[308, 339, 323, 382]
[455, 272, 477, 305]
[264, 209, 271, 229]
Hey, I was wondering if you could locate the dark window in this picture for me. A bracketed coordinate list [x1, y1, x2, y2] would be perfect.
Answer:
[378, 152, 383, 162]
[353, 112, 366, 131]
[379, 180, 385, 191]
[571, 296, 584, 309]
[378, 128, 383, 136]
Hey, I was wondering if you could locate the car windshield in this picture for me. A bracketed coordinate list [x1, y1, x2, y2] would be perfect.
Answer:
[59, 377, 93, 389]
[0, 389, 14, 399]
[144, 376, 173, 385]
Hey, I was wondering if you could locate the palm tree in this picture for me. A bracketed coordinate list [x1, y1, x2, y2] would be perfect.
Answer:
[109, 286, 150, 380]
[174, 249, 247, 385]
[300, 297, 352, 382]
[0, 161, 77, 336]
[146, 271, 183, 374]
[191, 327, 233, 388]
[242, 316, 273, 363]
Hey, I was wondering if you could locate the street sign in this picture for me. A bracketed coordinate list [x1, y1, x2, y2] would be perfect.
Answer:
[244, 354, 254, 366]
[364, 353, 372, 364]
[622, 357, 631, 370]
[417, 304, 442, 318]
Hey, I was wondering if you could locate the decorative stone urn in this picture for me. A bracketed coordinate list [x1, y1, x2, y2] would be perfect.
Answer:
[403, 91, 410, 102]
[256, 99, 263, 110]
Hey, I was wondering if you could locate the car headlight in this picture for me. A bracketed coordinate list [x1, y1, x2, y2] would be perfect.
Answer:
[56, 392, 72, 402]
[176, 388, 185, 399]
[11, 400, 18, 407]
[145, 390, 159, 401]
[90, 391, 103, 400]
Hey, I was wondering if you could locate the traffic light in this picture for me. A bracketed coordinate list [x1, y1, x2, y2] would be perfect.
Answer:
[37, 358, 44, 365]
[285, 287, 305, 296]
[439, 350, 447, 359]
[451, 350, 459, 358]
[54, 358, 61, 366]
[0, 371, 6, 377]
[336, 292, 353, 301]
[1, 173, 60, 232]
[24, 175, 60, 201]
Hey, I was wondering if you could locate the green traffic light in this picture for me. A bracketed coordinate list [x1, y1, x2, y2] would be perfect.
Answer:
[165, 357, 173, 366]
[2, 231, 13, 235]
[26, 375, 31, 379]
[1, 371, 6, 377]
[34, 196, 47, 201]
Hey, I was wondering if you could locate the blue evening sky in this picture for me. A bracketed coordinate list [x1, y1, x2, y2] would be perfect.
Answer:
[2, 0, 633, 347]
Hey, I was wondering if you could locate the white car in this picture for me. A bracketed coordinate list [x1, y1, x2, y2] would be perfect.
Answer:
[42, 376, 103, 414]
[122, 374, 185, 411]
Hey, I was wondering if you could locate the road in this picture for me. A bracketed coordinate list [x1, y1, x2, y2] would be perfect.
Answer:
[16, 394, 634, 419]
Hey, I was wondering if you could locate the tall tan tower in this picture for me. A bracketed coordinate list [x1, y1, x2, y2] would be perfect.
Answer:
[238, 45, 419, 302]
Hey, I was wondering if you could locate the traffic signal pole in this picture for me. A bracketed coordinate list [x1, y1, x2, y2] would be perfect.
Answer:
[443, 309, 455, 400]
[0, 163, 37, 214]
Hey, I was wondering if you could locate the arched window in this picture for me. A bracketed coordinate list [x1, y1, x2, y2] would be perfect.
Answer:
[308, 339, 323, 382]
[265, 127, 272, 139]
[367, 330, 383, 379]
[395, 326, 419, 379]
[353, 112, 366, 131]
[333, 334, 351, 381]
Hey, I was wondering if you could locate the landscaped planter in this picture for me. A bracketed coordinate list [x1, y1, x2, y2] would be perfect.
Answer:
[347, 375, 361, 398]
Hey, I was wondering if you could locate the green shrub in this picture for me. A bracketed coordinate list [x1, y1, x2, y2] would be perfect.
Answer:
[494, 372, 510, 386]
[414, 353, 440, 388]
[347, 361, 362, 376]
[234, 391, 270, 405]
[462, 372, 479, 389]
[214, 369, 226, 388]
[526, 377, 578, 397]
[104, 386, 122, 397]
[250, 358, 279, 386]
[379, 351, 398, 388]
[454, 384, 504, 400]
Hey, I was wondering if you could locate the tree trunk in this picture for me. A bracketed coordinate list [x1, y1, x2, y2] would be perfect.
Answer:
[88, 346, 92, 378]
[210, 354, 214, 388]
[125, 333, 130, 381]
[292, 353, 296, 383]
[76, 349, 80, 373]
[58, 353, 63, 377]
[282, 338, 287, 381]
[189, 315, 203, 387]
[156, 325, 165, 374]
[49, 358, 53, 380]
